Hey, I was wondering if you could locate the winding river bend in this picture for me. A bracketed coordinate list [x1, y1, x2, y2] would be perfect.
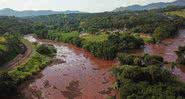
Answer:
[22, 29, 185, 99]
[23, 36, 117, 99]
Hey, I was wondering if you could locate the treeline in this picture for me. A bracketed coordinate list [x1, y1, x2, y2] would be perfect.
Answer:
[0, 16, 34, 35]
[41, 31, 144, 60]
[0, 34, 23, 65]
[112, 53, 185, 98]
[0, 16, 49, 38]
[81, 33, 144, 60]
[27, 8, 185, 42]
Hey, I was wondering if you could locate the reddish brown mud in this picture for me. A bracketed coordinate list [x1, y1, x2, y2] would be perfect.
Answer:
[143, 30, 185, 81]
[22, 29, 185, 99]
[22, 36, 117, 99]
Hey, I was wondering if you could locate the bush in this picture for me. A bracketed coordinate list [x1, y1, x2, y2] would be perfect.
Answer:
[176, 46, 185, 65]
[115, 65, 185, 98]
[36, 44, 57, 57]
[0, 72, 17, 96]
[114, 53, 185, 98]
[118, 53, 163, 67]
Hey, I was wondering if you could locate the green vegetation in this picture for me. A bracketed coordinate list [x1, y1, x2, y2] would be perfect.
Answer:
[81, 33, 144, 60]
[153, 23, 180, 42]
[175, 46, 185, 65]
[28, 9, 185, 42]
[9, 51, 51, 84]
[36, 44, 57, 57]
[167, 9, 185, 18]
[42, 31, 144, 60]
[0, 34, 23, 65]
[81, 33, 108, 43]
[0, 37, 6, 43]
[47, 31, 81, 47]
[118, 53, 163, 67]
[0, 43, 56, 96]
[112, 54, 185, 99]
[0, 5, 184, 98]
[0, 16, 34, 35]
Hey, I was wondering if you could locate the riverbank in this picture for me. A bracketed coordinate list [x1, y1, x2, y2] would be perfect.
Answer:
[19, 35, 117, 99]
[0, 38, 56, 98]
[2, 39, 33, 70]
[0, 38, 33, 74]
[15, 28, 185, 99]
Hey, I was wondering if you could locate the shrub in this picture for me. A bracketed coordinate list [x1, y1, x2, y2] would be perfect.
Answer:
[118, 53, 163, 67]
[36, 44, 57, 57]
[176, 46, 185, 65]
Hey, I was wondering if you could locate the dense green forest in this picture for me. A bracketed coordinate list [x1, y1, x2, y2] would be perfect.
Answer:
[0, 17, 34, 35]
[27, 7, 185, 42]
[0, 34, 23, 65]
[112, 53, 185, 99]
[44, 31, 144, 60]
[0, 6, 185, 98]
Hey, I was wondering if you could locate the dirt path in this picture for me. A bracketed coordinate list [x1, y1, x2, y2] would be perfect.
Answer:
[2, 39, 33, 70]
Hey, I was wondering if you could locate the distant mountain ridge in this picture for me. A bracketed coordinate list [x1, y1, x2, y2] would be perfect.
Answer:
[0, 8, 81, 17]
[113, 0, 185, 11]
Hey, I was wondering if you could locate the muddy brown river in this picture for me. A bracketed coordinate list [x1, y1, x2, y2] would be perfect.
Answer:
[132, 30, 185, 81]
[23, 36, 117, 99]
[21, 29, 185, 99]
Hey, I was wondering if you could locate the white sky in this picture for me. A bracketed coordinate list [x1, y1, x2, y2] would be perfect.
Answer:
[0, 0, 176, 12]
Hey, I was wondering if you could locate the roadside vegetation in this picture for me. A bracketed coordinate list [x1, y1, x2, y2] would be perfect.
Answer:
[0, 43, 56, 96]
[0, 34, 23, 66]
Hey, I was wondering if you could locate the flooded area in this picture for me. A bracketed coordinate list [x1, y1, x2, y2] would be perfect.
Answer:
[143, 30, 185, 81]
[23, 36, 116, 99]
[22, 29, 185, 99]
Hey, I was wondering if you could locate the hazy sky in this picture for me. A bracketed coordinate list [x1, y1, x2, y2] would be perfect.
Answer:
[0, 0, 176, 12]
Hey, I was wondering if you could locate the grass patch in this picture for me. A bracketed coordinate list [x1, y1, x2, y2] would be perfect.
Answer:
[81, 33, 108, 43]
[0, 37, 7, 51]
[166, 9, 185, 18]
[132, 33, 153, 43]
[8, 50, 51, 83]
[0, 37, 6, 43]
[0, 45, 7, 51]
[48, 31, 80, 42]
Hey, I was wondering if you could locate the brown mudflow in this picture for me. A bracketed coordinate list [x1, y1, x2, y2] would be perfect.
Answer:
[22, 29, 185, 99]
[22, 36, 116, 99]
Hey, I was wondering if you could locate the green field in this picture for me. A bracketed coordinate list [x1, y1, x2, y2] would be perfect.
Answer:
[0, 37, 7, 51]
[166, 9, 185, 18]
[0, 37, 6, 43]
[47, 31, 80, 42]
[81, 33, 108, 43]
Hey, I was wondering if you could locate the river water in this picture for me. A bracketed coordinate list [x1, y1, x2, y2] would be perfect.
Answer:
[22, 36, 116, 99]
[131, 30, 185, 81]
[22, 29, 185, 99]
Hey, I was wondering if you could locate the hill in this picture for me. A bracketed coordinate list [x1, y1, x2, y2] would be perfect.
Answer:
[0, 8, 81, 17]
[113, 0, 185, 11]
